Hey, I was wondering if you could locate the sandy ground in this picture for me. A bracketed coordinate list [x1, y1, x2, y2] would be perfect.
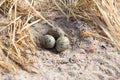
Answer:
[0, 17, 120, 80]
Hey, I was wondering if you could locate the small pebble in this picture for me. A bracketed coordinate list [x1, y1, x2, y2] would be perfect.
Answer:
[25, 49, 32, 54]
[69, 57, 76, 63]
[68, 72, 75, 77]
[48, 58, 55, 64]
[28, 18, 36, 23]
[79, 49, 86, 54]
[54, 67, 62, 72]
[100, 45, 106, 50]
[74, 24, 80, 29]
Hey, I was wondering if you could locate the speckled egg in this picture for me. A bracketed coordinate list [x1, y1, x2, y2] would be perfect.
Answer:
[42, 35, 55, 48]
[56, 36, 70, 52]
[48, 27, 65, 39]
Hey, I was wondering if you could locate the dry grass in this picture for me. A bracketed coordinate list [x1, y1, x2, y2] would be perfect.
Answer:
[85, 0, 120, 50]
[0, 0, 41, 73]
[53, 0, 120, 49]
[0, 0, 120, 73]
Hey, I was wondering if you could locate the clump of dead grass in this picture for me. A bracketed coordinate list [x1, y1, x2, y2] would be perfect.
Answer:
[52, 0, 120, 50]
[0, 0, 41, 73]
[84, 0, 120, 50]
[0, 0, 58, 74]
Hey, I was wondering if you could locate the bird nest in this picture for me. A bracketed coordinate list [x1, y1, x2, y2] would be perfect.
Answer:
[0, 0, 120, 74]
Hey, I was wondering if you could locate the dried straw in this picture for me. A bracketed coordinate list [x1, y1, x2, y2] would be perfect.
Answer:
[53, 0, 120, 50]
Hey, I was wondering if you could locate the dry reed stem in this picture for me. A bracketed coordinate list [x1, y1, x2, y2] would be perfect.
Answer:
[0, 61, 16, 74]
[0, 0, 40, 73]
[91, 0, 120, 50]
[59, 0, 120, 49]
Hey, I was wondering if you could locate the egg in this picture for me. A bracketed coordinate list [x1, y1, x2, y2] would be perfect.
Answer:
[48, 27, 65, 40]
[42, 35, 55, 48]
[56, 36, 70, 52]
